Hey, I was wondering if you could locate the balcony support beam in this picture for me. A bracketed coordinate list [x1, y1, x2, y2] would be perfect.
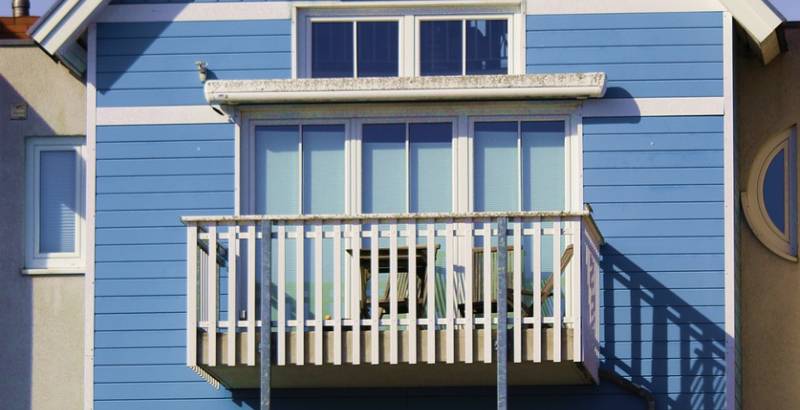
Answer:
[496, 217, 508, 410]
[260, 221, 272, 410]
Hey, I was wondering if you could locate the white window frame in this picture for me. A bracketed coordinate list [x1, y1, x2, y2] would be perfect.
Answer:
[295, 6, 523, 79]
[301, 17, 405, 79]
[415, 14, 515, 77]
[467, 114, 579, 213]
[354, 117, 458, 214]
[239, 102, 582, 216]
[742, 125, 800, 261]
[241, 119, 352, 215]
[24, 137, 86, 274]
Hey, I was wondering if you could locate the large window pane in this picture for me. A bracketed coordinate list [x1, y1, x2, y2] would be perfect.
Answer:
[357, 21, 399, 77]
[39, 150, 77, 253]
[303, 125, 345, 214]
[420, 20, 462, 76]
[764, 148, 786, 233]
[255, 126, 299, 214]
[409, 123, 452, 212]
[466, 19, 508, 75]
[474, 122, 518, 211]
[362, 123, 406, 213]
[521, 121, 565, 211]
[312, 22, 353, 78]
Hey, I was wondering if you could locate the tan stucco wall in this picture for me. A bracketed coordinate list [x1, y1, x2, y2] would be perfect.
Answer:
[736, 27, 800, 410]
[0, 43, 85, 410]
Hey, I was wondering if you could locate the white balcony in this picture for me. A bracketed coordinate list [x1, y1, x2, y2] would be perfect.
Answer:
[183, 211, 602, 389]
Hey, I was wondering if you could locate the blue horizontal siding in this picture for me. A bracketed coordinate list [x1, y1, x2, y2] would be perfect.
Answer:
[527, 12, 723, 98]
[585, 115, 726, 409]
[97, 20, 291, 106]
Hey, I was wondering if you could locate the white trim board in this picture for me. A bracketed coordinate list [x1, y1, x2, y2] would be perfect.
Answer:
[97, 3, 291, 23]
[525, 0, 724, 14]
[96, 97, 722, 126]
[84, 23, 97, 410]
[722, 12, 738, 410]
[96, 106, 231, 126]
[582, 97, 724, 118]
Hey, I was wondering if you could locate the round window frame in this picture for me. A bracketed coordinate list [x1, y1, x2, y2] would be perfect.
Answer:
[742, 126, 799, 261]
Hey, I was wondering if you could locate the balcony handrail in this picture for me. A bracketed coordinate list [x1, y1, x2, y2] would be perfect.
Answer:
[182, 209, 604, 247]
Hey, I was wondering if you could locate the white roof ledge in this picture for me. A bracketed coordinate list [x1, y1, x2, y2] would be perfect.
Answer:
[204, 73, 607, 106]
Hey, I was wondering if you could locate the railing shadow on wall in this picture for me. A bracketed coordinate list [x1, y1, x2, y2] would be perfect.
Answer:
[600, 244, 726, 410]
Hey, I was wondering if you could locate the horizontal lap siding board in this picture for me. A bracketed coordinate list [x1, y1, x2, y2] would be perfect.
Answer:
[96, 20, 291, 107]
[94, 123, 239, 409]
[584, 116, 726, 409]
[526, 12, 723, 98]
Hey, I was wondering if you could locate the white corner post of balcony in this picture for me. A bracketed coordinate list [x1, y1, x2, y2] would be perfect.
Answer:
[260, 220, 272, 410]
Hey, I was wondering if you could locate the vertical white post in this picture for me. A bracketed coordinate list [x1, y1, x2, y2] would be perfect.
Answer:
[572, 220, 583, 362]
[314, 222, 323, 365]
[389, 221, 399, 364]
[333, 223, 343, 365]
[370, 222, 379, 364]
[351, 223, 362, 365]
[552, 219, 562, 362]
[186, 224, 198, 367]
[532, 219, 542, 363]
[408, 222, 417, 364]
[247, 224, 257, 366]
[513, 220, 522, 363]
[227, 225, 238, 366]
[207, 224, 218, 367]
[296, 224, 305, 366]
[483, 220, 491, 363]
[445, 220, 455, 364]
[277, 223, 286, 366]
[464, 220, 474, 363]
[426, 221, 436, 364]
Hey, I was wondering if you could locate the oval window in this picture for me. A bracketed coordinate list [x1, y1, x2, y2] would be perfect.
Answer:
[742, 126, 798, 260]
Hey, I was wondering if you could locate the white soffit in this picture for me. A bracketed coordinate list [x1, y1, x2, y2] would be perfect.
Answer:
[204, 73, 607, 106]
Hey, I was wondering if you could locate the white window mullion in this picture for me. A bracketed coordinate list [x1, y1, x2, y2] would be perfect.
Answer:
[461, 19, 467, 76]
[352, 21, 359, 78]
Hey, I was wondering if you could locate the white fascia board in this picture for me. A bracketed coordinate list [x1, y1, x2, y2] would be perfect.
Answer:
[205, 73, 607, 106]
[30, 0, 108, 58]
[718, 0, 783, 49]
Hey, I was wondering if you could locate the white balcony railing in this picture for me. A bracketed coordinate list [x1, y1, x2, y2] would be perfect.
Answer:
[184, 211, 602, 380]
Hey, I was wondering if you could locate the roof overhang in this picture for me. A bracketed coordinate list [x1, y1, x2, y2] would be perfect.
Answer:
[204, 73, 607, 107]
[25, 0, 789, 77]
[718, 0, 785, 62]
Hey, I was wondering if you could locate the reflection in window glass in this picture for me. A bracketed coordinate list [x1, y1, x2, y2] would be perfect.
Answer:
[409, 123, 452, 212]
[362, 123, 406, 213]
[357, 22, 399, 77]
[39, 150, 77, 253]
[521, 121, 564, 211]
[764, 148, 786, 233]
[474, 122, 518, 211]
[312, 22, 353, 78]
[420, 20, 462, 76]
[466, 20, 508, 75]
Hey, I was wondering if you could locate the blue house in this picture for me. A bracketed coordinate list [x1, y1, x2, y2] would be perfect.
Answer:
[23, 0, 789, 409]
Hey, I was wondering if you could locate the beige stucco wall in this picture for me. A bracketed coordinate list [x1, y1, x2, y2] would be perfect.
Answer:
[0, 42, 85, 410]
[736, 27, 800, 410]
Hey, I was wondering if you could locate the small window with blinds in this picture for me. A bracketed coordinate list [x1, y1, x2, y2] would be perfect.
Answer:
[25, 137, 85, 273]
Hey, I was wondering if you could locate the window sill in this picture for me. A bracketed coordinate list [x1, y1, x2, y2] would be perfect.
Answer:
[21, 267, 85, 276]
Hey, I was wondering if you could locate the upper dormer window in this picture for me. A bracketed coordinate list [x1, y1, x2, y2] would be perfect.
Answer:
[419, 18, 508, 76]
[300, 10, 518, 79]
[311, 20, 400, 78]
